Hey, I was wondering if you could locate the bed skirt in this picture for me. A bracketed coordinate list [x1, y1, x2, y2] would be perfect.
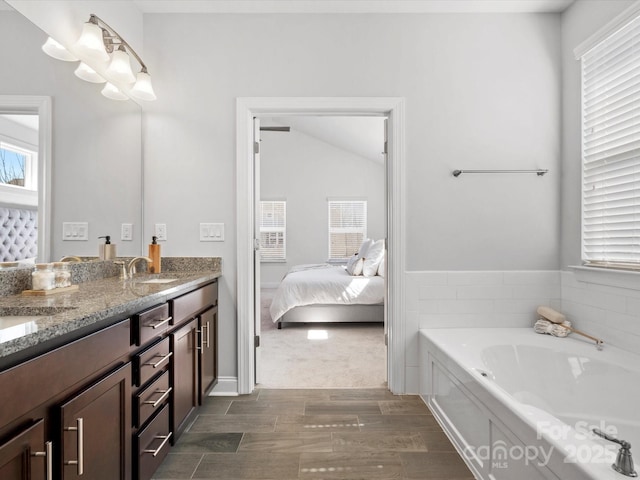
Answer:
[278, 303, 384, 329]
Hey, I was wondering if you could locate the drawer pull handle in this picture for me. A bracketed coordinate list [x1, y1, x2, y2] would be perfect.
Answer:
[203, 321, 210, 348]
[143, 432, 172, 457]
[32, 440, 53, 480]
[64, 418, 84, 475]
[143, 387, 172, 408]
[144, 351, 172, 369]
[146, 316, 172, 329]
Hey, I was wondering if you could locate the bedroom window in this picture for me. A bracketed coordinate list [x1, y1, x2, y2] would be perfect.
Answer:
[577, 10, 640, 269]
[0, 140, 37, 207]
[260, 200, 286, 261]
[328, 199, 367, 261]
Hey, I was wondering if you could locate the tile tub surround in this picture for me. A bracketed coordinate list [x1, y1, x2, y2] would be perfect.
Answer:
[0, 266, 221, 366]
[153, 388, 474, 480]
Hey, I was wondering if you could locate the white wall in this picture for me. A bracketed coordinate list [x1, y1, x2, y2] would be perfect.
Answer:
[143, 12, 562, 385]
[260, 126, 385, 286]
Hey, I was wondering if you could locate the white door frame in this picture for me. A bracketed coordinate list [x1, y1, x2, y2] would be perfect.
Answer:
[236, 97, 406, 394]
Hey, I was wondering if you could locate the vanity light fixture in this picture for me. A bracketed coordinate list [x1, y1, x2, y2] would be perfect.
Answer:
[41, 14, 156, 101]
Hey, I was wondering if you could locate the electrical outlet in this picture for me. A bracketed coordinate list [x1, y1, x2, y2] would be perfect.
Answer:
[154, 223, 167, 241]
[62, 222, 89, 241]
[121, 223, 133, 241]
[200, 223, 224, 242]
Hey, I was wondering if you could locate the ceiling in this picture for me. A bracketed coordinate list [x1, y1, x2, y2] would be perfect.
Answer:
[132, 0, 576, 14]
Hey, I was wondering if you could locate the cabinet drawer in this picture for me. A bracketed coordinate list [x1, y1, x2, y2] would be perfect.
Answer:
[137, 404, 171, 480]
[135, 370, 170, 428]
[171, 281, 217, 324]
[133, 303, 171, 346]
[134, 337, 171, 387]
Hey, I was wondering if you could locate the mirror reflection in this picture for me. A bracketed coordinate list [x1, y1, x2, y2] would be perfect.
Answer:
[0, 2, 143, 264]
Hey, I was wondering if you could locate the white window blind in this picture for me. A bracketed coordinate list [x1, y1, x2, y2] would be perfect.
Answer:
[328, 200, 367, 260]
[580, 12, 640, 267]
[260, 200, 286, 261]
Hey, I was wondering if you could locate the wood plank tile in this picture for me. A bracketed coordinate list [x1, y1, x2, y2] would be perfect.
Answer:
[328, 388, 396, 401]
[299, 452, 403, 479]
[257, 389, 333, 402]
[305, 401, 382, 416]
[151, 453, 202, 479]
[275, 415, 362, 433]
[418, 429, 458, 452]
[379, 400, 432, 415]
[197, 398, 232, 415]
[189, 414, 277, 433]
[192, 452, 300, 479]
[332, 432, 428, 452]
[170, 432, 243, 453]
[228, 400, 306, 415]
[358, 414, 440, 431]
[238, 432, 333, 453]
[400, 451, 473, 479]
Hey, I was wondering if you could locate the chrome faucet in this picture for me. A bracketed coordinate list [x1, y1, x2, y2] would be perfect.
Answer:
[127, 257, 152, 277]
[593, 428, 638, 477]
[59, 256, 83, 262]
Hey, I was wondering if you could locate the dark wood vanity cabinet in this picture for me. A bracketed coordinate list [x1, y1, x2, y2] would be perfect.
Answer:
[0, 279, 218, 480]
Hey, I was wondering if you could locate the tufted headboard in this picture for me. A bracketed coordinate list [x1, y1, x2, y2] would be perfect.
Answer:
[0, 207, 38, 262]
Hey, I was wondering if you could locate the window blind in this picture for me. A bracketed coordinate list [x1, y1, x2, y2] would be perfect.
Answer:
[260, 201, 286, 261]
[580, 12, 640, 267]
[328, 200, 367, 260]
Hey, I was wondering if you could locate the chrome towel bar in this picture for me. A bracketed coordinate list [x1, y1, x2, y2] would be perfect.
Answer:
[452, 169, 548, 177]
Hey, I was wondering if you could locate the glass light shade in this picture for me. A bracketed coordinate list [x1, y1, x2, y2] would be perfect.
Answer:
[74, 62, 106, 83]
[74, 21, 109, 62]
[41, 37, 78, 61]
[130, 71, 157, 101]
[101, 83, 128, 101]
[106, 49, 136, 84]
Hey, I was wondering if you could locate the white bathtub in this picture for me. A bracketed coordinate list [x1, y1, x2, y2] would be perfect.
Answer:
[419, 327, 640, 480]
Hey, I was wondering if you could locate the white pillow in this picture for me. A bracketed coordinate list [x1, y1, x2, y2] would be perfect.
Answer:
[363, 239, 385, 277]
[346, 254, 364, 275]
[377, 251, 386, 277]
[357, 238, 373, 258]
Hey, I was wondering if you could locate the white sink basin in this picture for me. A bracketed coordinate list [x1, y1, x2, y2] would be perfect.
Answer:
[138, 278, 178, 284]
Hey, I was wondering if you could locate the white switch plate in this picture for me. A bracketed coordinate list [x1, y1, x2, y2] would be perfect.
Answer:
[200, 223, 224, 242]
[121, 223, 133, 241]
[62, 222, 89, 241]
[154, 223, 167, 241]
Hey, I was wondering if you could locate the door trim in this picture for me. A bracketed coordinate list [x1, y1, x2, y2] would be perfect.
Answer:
[236, 97, 406, 394]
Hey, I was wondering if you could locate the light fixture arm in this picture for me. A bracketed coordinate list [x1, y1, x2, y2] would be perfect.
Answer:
[89, 14, 149, 73]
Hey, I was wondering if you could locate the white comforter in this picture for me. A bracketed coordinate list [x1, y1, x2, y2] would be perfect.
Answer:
[269, 264, 385, 322]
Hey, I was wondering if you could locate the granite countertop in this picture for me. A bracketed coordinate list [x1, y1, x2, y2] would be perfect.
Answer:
[0, 270, 221, 367]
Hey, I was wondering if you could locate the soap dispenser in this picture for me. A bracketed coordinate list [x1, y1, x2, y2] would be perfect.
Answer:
[98, 235, 117, 260]
[148, 236, 161, 273]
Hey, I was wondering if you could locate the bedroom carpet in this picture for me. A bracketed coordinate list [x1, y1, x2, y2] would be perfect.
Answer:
[259, 289, 387, 389]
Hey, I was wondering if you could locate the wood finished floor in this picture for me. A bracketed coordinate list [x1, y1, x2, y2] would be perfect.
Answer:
[152, 388, 474, 480]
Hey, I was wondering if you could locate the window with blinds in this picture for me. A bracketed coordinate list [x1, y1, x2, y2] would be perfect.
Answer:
[260, 200, 286, 261]
[580, 12, 640, 268]
[328, 200, 367, 260]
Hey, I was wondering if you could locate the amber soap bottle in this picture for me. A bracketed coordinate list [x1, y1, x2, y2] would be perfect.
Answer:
[148, 236, 161, 273]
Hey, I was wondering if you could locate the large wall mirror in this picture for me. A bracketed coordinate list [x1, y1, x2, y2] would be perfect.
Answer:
[0, 2, 142, 264]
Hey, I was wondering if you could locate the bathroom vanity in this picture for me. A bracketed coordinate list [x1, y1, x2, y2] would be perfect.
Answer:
[0, 268, 220, 480]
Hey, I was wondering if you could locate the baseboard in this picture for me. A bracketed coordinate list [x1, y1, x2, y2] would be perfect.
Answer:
[208, 376, 239, 396]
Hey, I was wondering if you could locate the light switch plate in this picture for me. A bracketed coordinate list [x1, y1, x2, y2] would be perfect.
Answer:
[200, 223, 224, 242]
[62, 222, 89, 241]
[121, 223, 133, 241]
[154, 223, 167, 241]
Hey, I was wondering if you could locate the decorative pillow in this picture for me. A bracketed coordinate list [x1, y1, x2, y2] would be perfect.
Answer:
[357, 238, 373, 258]
[377, 251, 386, 277]
[363, 239, 385, 277]
[346, 254, 364, 276]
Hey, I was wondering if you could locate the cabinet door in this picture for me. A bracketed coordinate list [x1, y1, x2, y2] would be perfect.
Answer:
[170, 318, 197, 441]
[0, 419, 50, 480]
[59, 363, 131, 480]
[198, 306, 218, 402]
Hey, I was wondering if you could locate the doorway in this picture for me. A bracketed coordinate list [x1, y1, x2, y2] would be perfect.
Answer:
[236, 97, 406, 395]
[258, 115, 387, 388]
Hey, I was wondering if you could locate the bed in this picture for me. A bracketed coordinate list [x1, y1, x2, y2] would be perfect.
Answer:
[269, 263, 385, 328]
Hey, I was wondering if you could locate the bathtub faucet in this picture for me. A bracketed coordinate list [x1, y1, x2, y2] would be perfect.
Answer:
[593, 428, 637, 477]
